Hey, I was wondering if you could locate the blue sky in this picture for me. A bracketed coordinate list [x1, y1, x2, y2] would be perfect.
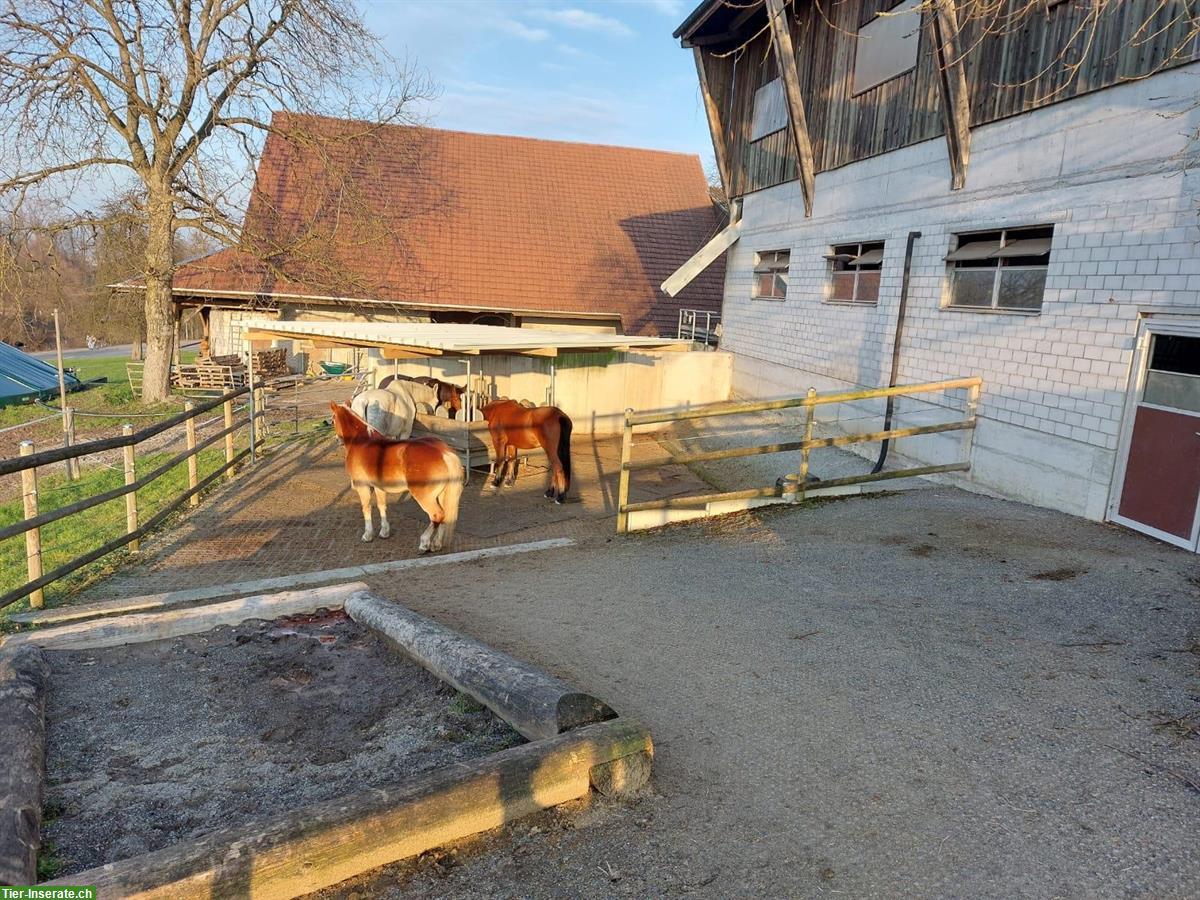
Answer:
[363, 0, 714, 171]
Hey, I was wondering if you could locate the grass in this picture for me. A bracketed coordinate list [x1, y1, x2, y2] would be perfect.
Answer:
[0, 442, 231, 624]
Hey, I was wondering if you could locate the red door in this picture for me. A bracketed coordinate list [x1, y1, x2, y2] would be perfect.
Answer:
[1117, 334, 1200, 545]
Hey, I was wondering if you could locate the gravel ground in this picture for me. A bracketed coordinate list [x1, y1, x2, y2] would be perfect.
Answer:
[42, 611, 522, 877]
[322, 487, 1199, 898]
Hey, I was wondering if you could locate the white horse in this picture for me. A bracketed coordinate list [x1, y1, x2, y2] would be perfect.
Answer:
[350, 385, 417, 439]
[378, 374, 444, 410]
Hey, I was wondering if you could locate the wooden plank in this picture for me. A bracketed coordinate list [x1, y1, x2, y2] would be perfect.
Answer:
[0, 583, 365, 652]
[53, 719, 651, 900]
[765, 0, 817, 216]
[661, 217, 743, 297]
[930, 0, 972, 189]
[381, 345, 444, 359]
[0, 646, 49, 887]
[694, 47, 732, 197]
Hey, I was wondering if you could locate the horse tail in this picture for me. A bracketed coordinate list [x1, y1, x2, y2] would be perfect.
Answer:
[437, 446, 465, 547]
[557, 411, 573, 494]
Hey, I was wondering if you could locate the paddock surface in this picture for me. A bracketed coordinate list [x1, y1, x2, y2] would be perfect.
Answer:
[66, 429, 704, 604]
[320, 488, 1198, 899]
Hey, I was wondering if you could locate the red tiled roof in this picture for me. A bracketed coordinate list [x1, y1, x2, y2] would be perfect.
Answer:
[170, 113, 726, 336]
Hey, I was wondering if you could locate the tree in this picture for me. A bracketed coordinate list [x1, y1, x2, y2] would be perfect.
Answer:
[0, 1, 431, 401]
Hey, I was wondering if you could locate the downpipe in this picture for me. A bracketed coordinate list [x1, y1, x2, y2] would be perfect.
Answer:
[871, 230, 922, 475]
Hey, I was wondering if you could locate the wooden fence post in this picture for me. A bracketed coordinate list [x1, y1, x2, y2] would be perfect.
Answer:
[617, 408, 633, 534]
[961, 380, 982, 463]
[185, 401, 199, 507]
[19, 441, 44, 609]
[122, 424, 139, 552]
[224, 395, 235, 480]
[63, 406, 79, 481]
[797, 387, 817, 502]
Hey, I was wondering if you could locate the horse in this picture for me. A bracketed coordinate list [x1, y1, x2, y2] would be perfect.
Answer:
[378, 374, 464, 417]
[350, 386, 416, 439]
[329, 402, 464, 552]
[481, 399, 572, 503]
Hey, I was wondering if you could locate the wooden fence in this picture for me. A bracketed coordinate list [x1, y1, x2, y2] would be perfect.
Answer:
[0, 385, 263, 611]
[616, 376, 983, 533]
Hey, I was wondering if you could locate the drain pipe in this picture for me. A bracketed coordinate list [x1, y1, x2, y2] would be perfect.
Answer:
[871, 230, 922, 475]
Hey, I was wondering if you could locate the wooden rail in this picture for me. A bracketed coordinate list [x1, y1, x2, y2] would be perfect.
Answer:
[1, 386, 261, 611]
[616, 377, 982, 533]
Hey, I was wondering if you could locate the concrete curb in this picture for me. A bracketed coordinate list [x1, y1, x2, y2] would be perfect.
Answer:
[346, 590, 616, 742]
[0, 645, 49, 887]
[0, 583, 364, 652]
[7, 538, 576, 627]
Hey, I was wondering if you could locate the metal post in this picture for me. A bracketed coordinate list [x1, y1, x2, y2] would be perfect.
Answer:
[617, 408, 634, 534]
[464, 357, 472, 484]
[549, 357, 557, 408]
[122, 424, 139, 552]
[52, 309, 79, 480]
[798, 387, 817, 502]
[248, 352, 257, 466]
[19, 441, 44, 609]
[185, 400, 199, 507]
[223, 396, 235, 479]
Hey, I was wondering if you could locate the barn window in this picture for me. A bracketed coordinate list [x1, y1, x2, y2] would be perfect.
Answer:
[852, 0, 923, 95]
[945, 225, 1053, 313]
[750, 78, 787, 140]
[752, 250, 790, 300]
[827, 241, 885, 305]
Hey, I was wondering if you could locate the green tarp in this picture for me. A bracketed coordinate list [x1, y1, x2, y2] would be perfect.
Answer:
[0, 341, 79, 406]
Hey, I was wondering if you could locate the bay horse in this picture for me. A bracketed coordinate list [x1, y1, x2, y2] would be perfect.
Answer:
[350, 386, 416, 439]
[481, 399, 572, 503]
[330, 402, 464, 552]
[378, 374, 464, 417]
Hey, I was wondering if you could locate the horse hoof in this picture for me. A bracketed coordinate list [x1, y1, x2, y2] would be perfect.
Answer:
[555, 495, 565, 505]
[378, 525, 391, 539]
[362, 533, 374, 543]
[543, 488, 555, 499]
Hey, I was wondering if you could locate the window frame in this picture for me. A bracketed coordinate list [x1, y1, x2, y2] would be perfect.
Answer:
[945, 225, 1053, 314]
[826, 241, 885, 306]
[751, 249, 790, 301]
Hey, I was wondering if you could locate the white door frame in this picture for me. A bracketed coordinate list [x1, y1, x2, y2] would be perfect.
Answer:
[1107, 314, 1200, 550]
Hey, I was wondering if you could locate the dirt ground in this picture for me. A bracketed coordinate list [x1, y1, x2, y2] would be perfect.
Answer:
[41, 611, 522, 877]
[315, 489, 1199, 898]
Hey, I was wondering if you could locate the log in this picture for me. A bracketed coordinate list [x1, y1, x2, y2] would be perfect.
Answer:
[0, 646, 49, 887]
[345, 591, 616, 742]
[0, 583, 366, 652]
[52, 719, 652, 900]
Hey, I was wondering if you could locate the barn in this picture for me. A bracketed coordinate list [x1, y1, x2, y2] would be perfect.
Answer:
[126, 113, 726, 364]
[671, 0, 1200, 550]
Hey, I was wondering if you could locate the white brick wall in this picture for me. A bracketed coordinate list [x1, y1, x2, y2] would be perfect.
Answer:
[720, 64, 1200, 521]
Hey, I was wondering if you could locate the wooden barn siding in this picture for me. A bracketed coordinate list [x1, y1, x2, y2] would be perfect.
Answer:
[710, 0, 1200, 197]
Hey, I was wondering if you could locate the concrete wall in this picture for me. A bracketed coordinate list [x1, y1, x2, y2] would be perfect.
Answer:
[370, 349, 734, 435]
[719, 64, 1200, 521]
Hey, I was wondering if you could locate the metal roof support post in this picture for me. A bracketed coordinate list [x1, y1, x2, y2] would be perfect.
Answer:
[464, 356, 472, 485]
[550, 357, 557, 408]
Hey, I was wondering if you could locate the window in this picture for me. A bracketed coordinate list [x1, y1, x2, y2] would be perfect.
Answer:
[827, 241, 885, 304]
[750, 78, 787, 141]
[1143, 334, 1200, 413]
[853, 0, 922, 95]
[752, 250, 790, 300]
[945, 225, 1053, 312]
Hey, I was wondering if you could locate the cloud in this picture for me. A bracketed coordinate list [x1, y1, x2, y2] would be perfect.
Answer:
[639, 0, 687, 14]
[530, 8, 634, 37]
[492, 18, 551, 42]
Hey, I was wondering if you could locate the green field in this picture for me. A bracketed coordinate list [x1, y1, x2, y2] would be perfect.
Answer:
[0, 442, 229, 623]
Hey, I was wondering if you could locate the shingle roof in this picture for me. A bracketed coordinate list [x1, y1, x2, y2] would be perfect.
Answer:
[170, 113, 726, 337]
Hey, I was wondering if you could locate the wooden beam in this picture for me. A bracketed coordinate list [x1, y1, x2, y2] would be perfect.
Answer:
[0, 646, 48, 887]
[764, 0, 817, 217]
[661, 217, 742, 297]
[694, 47, 732, 199]
[381, 345, 443, 359]
[929, 0, 972, 190]
[518, 347, 559, 358]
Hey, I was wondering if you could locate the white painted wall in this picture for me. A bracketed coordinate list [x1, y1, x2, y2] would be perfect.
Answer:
[372, 349, 733, 434]
[720, 64, 1200, 520]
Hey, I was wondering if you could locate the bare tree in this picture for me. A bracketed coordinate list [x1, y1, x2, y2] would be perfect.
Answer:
[0, 0, 432, 401]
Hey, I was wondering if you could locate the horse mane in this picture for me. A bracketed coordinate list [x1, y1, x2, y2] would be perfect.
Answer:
[331, 402, 388, 443]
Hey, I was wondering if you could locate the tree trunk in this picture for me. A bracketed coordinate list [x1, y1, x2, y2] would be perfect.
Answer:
[140, 191, 175, 402]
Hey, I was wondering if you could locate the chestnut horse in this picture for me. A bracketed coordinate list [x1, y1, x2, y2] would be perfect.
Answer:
[329, 402, 464, 552]
[481, 399, 572, 503]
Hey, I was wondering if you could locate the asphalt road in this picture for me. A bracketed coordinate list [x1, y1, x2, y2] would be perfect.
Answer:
[31, 341, 198, 361]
